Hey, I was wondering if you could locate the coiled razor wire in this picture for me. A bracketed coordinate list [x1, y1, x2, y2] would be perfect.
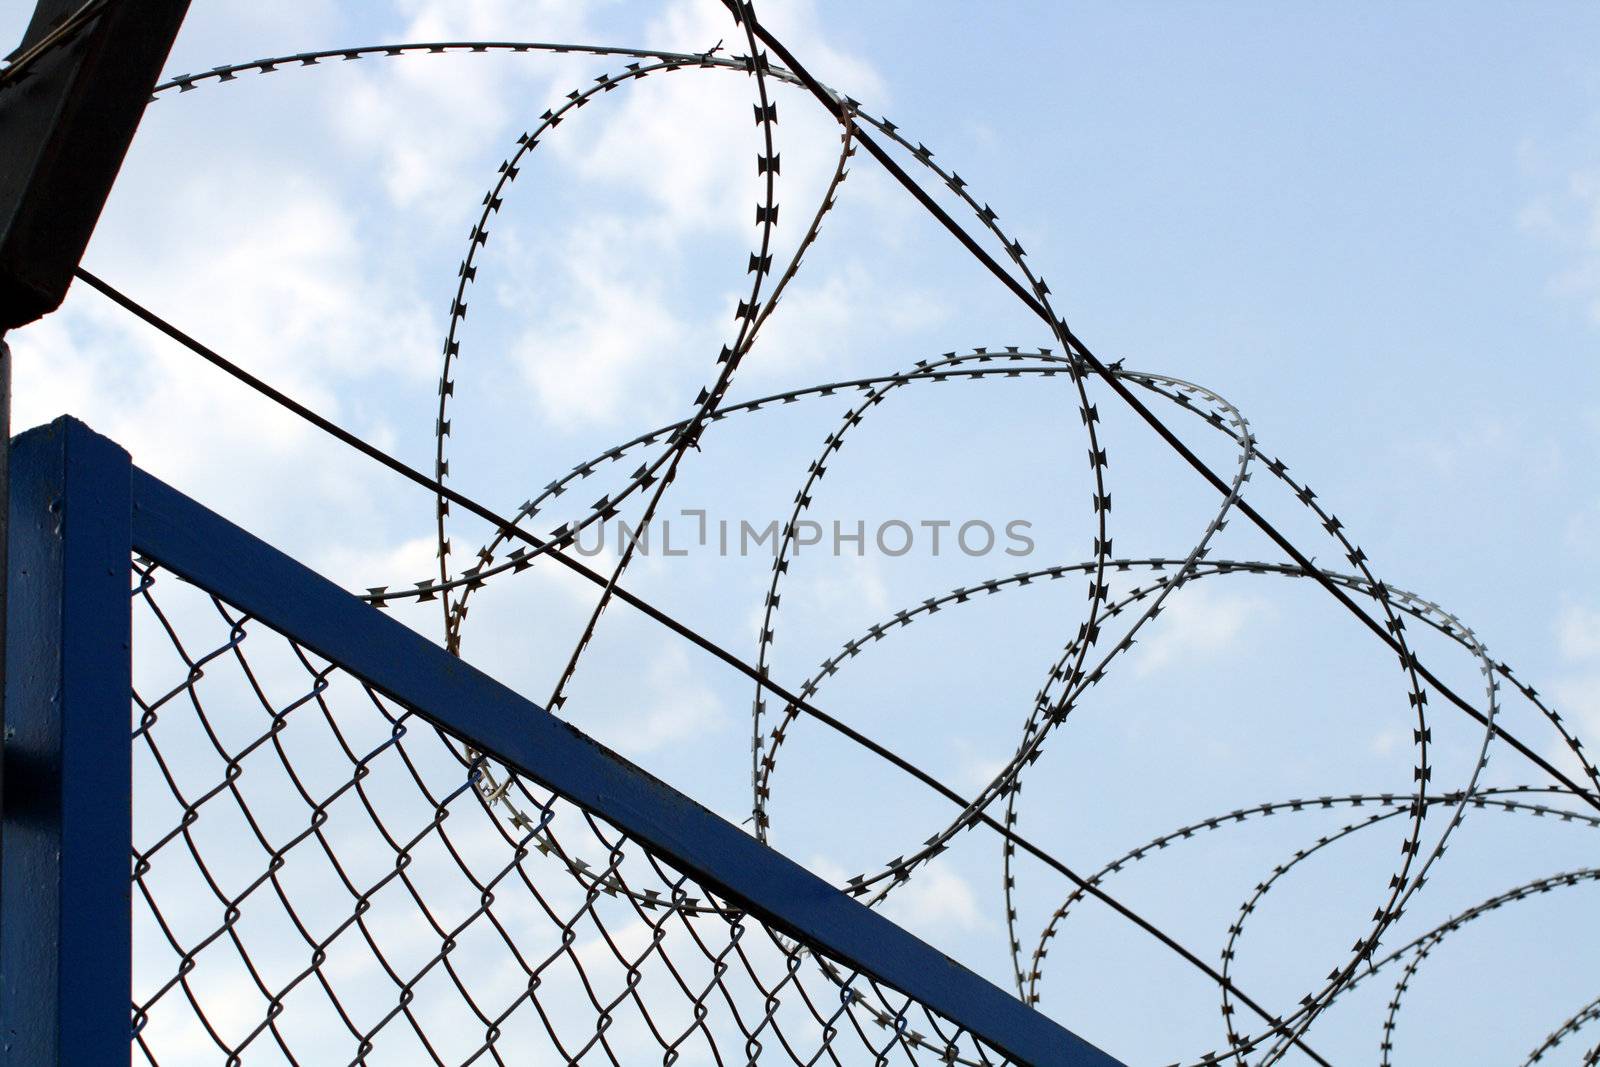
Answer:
[118, 8, 1600, 1064]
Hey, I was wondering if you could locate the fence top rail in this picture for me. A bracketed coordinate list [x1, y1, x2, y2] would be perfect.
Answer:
[13, 415, 1115, 1067]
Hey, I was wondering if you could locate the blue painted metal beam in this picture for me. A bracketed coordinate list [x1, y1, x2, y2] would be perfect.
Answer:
[1, 418, 132, 1065]
[120, 417, 1122, 1067]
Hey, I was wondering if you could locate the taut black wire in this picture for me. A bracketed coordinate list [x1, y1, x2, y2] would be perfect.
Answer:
[75, 265, 1331, 1064]
[0, 0, 110, 88]
[730, 4, 1600, 819]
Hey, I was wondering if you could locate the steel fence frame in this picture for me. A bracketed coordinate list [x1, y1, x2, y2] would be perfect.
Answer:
[0, 416, 1119, 1067]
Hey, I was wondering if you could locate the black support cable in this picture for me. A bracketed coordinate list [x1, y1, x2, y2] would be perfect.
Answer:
[730, 5, 1600, 818]
[74, 265, 1332, 1063]
[0, 0, 110, 88]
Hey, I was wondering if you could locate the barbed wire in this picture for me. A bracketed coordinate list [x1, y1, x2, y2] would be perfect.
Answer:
[1527, 993, 1600, 1065]
[90, 7, 1600, 1063]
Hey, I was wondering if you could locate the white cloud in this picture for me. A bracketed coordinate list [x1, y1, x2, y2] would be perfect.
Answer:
[331, 0, 598, 208]
[393, 0, 592, 39]
[1549, 602, 1600, 757]
[961, 751, 1010, 792]
[1520, 161, 1600, 326]
[1131, 583, 1267, 678]
[642, 0, 888, 116]
[10, 161, 439, 539]
[486, 0, 892, 428]
[1401, 413, 1567, 492]
[545, 0, 883, 235]
[1412, 416, 1509, 478]
[550, 52, 758, 238]
[169, 174, 434, 383]
[1565, 498, 1600, 557]
[880, 864, 985, 935]
[804, 852, 850, 886]
[1371, 726, 1405, 759]
[511, 231, 703, 431]
[1548, 677, 1600, 771]
[740, 263, 952, 383]
[611, 645, 728, 756]
[315, 533, 441, 592]
[796, 552, 891, 619]
[1558, 604, 1600, 662]
[1542, 604, 1600, 776]
[808, 852, 987, 936]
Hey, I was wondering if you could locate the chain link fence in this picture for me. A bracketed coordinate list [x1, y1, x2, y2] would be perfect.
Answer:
[129, 555, 1015, 1066]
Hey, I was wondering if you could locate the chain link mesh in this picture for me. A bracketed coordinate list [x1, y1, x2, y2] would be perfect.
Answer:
[129, 555, 1013, 1066]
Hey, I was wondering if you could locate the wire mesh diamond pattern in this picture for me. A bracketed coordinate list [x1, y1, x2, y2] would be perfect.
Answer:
[128, 555, 1012, 1066]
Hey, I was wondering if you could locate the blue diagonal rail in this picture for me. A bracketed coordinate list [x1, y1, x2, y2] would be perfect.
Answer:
[2, 416, 1124, 1066]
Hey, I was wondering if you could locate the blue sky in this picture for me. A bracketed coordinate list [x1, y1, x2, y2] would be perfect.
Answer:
[6, 2, 1600, 1063]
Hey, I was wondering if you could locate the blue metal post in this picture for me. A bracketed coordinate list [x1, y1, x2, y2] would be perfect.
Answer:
[1, 417, 132, 1065]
